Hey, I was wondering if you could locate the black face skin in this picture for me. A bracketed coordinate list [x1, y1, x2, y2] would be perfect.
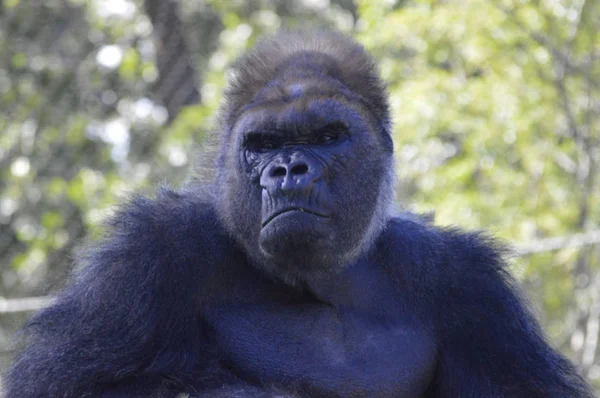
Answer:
[217, 50, 394, 285]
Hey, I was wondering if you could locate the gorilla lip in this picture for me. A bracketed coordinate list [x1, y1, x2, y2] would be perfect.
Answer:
[261, 207, 330, 228]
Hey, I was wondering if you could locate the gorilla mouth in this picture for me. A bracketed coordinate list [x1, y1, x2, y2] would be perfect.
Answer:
[261, 207, 330, 228]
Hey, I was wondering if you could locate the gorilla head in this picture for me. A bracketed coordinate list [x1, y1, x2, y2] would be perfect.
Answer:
[215, 31, 396, 284]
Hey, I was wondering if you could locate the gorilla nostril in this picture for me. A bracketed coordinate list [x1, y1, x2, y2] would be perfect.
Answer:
[291, 164, 309, 175]
[272, 166, 287, 177]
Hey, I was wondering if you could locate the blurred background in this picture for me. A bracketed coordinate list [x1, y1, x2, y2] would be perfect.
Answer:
[0, 0, 599, 392]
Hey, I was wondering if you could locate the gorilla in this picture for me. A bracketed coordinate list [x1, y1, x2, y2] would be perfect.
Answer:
[5, 30, 594, 398]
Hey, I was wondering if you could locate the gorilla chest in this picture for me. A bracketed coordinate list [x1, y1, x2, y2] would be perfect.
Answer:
[204, 304, 436, 397]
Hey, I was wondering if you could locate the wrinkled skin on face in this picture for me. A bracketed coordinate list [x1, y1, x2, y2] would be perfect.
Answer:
[216, 52, 394, 285]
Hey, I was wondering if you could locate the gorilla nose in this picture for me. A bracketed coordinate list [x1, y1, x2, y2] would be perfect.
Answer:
[271, 162, 309, 178]
[261, 160, 320, 193]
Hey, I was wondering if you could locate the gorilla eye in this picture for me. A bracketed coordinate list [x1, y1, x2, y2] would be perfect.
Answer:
[262, 140, 277, 150]
[318, 133, 338, 144]
[245, 133, 281, 153]
[315, 123, 346, 145]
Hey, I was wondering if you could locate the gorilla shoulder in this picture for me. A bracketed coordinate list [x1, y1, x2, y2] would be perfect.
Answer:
[89, 185, 235, 287]
[378, 214, 509, 294]
[378, 215, 445, 269]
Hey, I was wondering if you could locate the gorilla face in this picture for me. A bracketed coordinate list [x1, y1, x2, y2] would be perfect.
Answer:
[217, 47, 394, 284]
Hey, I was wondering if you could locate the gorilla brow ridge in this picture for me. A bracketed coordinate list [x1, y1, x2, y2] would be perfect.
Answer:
[241, 78, 366, 117]
[235, 98, 356, 138]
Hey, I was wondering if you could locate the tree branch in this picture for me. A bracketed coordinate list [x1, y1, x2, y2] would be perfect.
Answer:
[0, 296, 53, 313]
[514, 230, 600, 256]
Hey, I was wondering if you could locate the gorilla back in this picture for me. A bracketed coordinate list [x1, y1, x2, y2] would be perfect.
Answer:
[5, 30, 594, 398]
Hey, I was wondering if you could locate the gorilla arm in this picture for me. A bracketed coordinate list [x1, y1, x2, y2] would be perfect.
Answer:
[5, 187, 284, 398]
[426, 230, 594, 398]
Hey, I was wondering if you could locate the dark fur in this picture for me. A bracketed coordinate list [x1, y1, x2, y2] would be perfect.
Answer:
[4, 30, 593, 397]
